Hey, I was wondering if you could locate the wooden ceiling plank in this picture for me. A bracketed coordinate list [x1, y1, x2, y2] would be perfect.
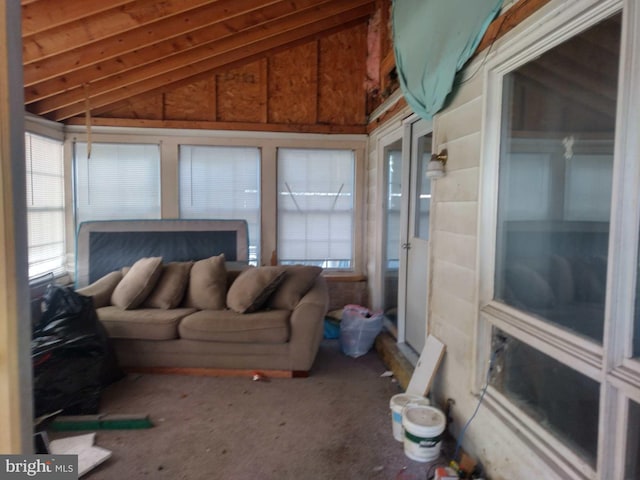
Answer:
[31, 0, 374, 114]
[23, 0, 218, 65]
[25, 0, 335, 103]
[48, 5, 374, 121]
[22, 0, 136, 37]
[23, 0, 284, 84]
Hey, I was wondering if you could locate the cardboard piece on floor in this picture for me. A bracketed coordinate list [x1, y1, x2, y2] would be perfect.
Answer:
[49, 432, 112, 477]
[406, 335, 445, 396]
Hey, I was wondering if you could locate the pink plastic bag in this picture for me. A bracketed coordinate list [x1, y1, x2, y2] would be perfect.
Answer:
[339, 304, 384, 358]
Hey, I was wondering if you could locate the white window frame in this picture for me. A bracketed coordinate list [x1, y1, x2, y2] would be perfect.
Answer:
[72, 140, 162, 226]
[476, 0, 640, 478]
[24, 114, 66, 279]
[178, 144, 261, 265]
[63, 127, 366, 273]
[276, 147, 357, 271]
[24, 131, 65, 279]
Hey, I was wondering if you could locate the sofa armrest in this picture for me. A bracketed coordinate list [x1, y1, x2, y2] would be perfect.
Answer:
[288, 275, 329, 371]
[76, 271, 123, 308]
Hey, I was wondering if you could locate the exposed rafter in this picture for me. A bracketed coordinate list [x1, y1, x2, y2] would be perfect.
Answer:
[22, 0, 376, 122]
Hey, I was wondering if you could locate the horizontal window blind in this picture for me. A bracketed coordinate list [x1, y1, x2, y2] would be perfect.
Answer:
[25, 132, 65, 278]
[179, 145, 260, 264]
[74, 143, 161, 225]
[277, 148, 354, 268]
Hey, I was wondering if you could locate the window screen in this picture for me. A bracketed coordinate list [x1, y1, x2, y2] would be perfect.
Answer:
[74, 142, 161, 225]
[277, 148, 354, 268]
[179, 145, 260, 264]
[25, 132, 65, 278]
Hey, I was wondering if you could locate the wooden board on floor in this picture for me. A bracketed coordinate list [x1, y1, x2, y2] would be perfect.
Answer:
[406, 334, 445, 396]
[124, 366, 303, 379]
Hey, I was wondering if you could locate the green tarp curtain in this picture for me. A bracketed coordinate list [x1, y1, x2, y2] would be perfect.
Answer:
[392, 0, 502, 119]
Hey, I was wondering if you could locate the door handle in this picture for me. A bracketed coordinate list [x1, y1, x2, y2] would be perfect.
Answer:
[402, 243, 411, 250]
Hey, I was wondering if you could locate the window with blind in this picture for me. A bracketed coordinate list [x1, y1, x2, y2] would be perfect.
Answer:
[277, 148, 354, 269]
[74, 143, 161, 225]
[25, 132, 65, 278]
[179, 145, 260, 264]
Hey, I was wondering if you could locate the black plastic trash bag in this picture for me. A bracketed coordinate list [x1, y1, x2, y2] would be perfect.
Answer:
[339, 304, 384, 358]
[32, 285, 123, 418]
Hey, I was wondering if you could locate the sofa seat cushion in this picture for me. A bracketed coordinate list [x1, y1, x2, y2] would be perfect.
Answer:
[179, 309, 290, 344]
[98, 306, 197, 340]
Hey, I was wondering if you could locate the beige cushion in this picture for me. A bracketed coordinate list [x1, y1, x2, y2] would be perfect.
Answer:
[226, 266, 286, 313]
[179, 309, 290, 343]
[143, 261, 193, 309]
[111, 257, 163, 310]
[268, 265, 322, 310]
[97, 306, 197, 340]
[183, 254, 227, 310]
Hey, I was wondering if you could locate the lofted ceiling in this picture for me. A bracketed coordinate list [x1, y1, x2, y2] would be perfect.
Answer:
[22, 0, 377, 123]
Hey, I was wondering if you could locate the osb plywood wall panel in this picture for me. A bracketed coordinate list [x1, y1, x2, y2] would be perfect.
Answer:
[268, 43, 318, 124]
[318, 24, 368, 125]
[96, 24, 369, 131]
[165, 79, 216, 122]
[216, 60, 267, 123]
[102, 94, 163, 120]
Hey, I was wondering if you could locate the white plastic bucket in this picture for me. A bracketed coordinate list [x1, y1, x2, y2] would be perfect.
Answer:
[389, 394, 430, 442]
[402, 405, 446, 462]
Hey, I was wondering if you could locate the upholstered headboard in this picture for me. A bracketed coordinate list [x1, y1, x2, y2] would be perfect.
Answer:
[75, 219, 249, 287]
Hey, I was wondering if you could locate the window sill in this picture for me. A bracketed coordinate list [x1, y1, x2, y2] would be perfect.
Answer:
[322, 273, 366, 283]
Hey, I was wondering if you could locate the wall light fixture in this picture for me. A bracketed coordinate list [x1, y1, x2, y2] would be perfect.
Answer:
[426, 149, 448, 179]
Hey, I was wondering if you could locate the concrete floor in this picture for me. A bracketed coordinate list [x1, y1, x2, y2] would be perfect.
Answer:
[47, 340, 450, 479]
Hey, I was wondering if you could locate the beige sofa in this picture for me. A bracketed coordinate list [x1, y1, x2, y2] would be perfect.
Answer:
[77, 255, 328, 375]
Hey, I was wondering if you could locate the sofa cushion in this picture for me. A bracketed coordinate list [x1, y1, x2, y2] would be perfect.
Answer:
[183, 254, 227, 310]
[226, 266, 286, 313]
[111, 257, 163, 310]
[268, 265, 322, 311]
[97, 306, 197, 340]
[143, 261, 193, 309]
[179, 309, 290, 343]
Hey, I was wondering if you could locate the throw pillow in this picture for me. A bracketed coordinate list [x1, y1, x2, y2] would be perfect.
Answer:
[143, 261, 194, 309]
[183, 254, 227, 310]
[227, 266, 286, 314]
[111, 257, 163, 310]
[267, 265, 322, 310]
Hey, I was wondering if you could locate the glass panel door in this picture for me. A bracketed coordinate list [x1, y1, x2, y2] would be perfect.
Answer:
[404, 119, 433, 354]
[382, 139, 403, 328]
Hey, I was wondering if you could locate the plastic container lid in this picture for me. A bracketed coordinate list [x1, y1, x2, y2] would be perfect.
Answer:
[403, 405, 446, 436]
[390, 393, 424, 409]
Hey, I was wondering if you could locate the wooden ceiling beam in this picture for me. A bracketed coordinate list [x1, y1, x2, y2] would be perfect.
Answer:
[22, 0, 136, 37]
[31, 0, 374, 116]
[25, 0, 335, 104]
[46, 5, 374, 121]
[23, 0, 218, 65]
[23, 0, 285, 85]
